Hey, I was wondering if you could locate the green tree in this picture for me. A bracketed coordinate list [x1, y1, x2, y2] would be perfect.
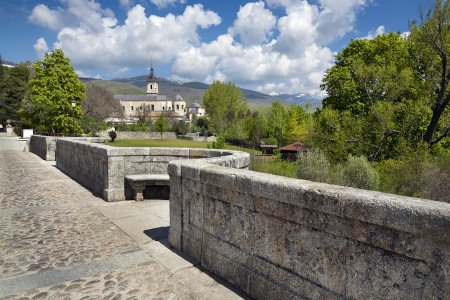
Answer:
[244, 110, 268, 145]
[410, 0, 450, 145]
[172, 120, 189, 135]
[20, 49, 85, 135]
[153, 115, 170, 139]
[322, 33, 419, 113]
[203, 81, 248, 136]
[267, 100, 288, 146]
[285, 104, 314, 144]
[0, 63, 30, 127]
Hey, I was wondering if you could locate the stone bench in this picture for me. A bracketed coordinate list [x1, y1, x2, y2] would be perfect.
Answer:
[125, 174, 170, 201]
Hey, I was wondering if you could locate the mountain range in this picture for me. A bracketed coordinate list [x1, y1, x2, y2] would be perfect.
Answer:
[84, 75, 324, 108]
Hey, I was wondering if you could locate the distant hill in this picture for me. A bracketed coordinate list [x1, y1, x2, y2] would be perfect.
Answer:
[1, 60, 20, 68]
[86, 80, 146, 95]
[85, 74, 324, 108]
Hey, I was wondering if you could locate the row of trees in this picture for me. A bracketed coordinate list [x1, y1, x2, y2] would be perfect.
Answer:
[0, 57, 30, 128]
[1, 49, 128, 136]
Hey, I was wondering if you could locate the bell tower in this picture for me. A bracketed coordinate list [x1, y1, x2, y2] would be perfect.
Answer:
[146, 63, 158, 95]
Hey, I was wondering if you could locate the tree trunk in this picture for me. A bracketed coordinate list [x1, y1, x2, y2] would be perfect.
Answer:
[423, 53, 449, 144]
[423, 94, 449, 144]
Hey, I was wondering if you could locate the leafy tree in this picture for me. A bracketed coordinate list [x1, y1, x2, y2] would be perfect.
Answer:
[322, 33, 419, 113]
[410, 0, 450, 145]
[172, 120, 189, 135]
[83, 83, 124, 121]
[267, 100, 288, 146]
[0, 63, 30, 127]
[20, 49, 85, 135]
[285, 104, 314, 144]
[153, 115, 170, 139]
[244, 110, 268, 145]
[203, 81, 248, 136]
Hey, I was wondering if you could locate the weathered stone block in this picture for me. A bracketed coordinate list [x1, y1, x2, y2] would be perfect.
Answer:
[251, 256, 340, 300]
[202, 197, 254, 251]
[253, 213, 348, 294]
[345, 240, 431, 299]
[201, 233, 251, 292]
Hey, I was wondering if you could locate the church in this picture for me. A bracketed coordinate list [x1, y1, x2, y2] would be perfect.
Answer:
[113, 66, 187, 122]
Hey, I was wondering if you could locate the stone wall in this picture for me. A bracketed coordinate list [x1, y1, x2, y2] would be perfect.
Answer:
[178, 135, 217, 142]
[98, 131, 177, 140]
[30, 135, 57, 160]
[168, 161, 450, 299]
[30, 135, 105, 161]
[55, 139, 249, 202]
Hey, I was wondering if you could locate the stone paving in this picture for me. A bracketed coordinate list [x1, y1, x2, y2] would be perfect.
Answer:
[0, 136, 243, 300]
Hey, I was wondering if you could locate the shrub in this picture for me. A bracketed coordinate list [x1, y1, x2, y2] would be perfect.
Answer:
[339, 156, 380, 190]
[210, 135, 226, 149]
[108, 130, 117, 142]
[297, 149, 333, 183]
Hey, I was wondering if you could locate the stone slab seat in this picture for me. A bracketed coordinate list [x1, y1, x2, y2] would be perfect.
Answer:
[125, 174, 170, 201]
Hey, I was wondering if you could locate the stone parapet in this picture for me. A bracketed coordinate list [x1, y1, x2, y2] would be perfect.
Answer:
[168, 159, 450, 299]
[30, 135, 105, 161]
[55, 138, 249, 202]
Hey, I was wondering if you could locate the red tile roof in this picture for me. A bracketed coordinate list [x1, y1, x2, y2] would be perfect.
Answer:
[279, 142, 309, 152]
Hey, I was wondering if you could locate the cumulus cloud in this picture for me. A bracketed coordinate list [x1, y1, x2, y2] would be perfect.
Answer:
[229, 1, 277, 46]
[33, 37, 48, 58]
[29, 0, 370, 94]
[35, 2, 220, 70]
[150, 0, 187, 9]
[29, 4, 67, 30]
[362, 25, 385, 39]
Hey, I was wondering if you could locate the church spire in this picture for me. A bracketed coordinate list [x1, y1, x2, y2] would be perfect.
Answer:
[146, 61, 159, 94]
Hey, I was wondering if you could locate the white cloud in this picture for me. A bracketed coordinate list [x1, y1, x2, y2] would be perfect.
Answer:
[28, 4, 66, 30]
[401, 31, 410, 39]
[229, 1, 277, 46]
[43, 3, 220, 70]
[150, 0, 187, 9]
[29, 0, 371, 95]
[33, 37, 48, 58]
[362, 25, 385, 39]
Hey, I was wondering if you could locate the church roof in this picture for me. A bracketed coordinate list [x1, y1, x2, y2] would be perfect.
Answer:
[114, 94, 167, 101]
[147, 67, 157, 82]
[188, 101, 201, 108]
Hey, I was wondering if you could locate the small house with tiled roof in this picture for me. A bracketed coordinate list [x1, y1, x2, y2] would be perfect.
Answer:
[279, 142, 310, 161]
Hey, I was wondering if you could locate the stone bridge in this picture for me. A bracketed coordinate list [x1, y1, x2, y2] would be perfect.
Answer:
[0, 134, 448, 299]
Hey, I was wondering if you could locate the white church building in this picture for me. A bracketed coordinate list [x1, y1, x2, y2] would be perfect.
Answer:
[113, 67, 187, 122]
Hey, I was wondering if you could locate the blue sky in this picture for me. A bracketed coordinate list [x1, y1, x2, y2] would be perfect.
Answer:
[1, 0, 426, 94]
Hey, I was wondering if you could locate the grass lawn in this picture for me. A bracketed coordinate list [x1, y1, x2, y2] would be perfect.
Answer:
[105, 139, 210, 148]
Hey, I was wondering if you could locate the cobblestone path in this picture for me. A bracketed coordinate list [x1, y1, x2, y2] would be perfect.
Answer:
[0, 137, 242, 299]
